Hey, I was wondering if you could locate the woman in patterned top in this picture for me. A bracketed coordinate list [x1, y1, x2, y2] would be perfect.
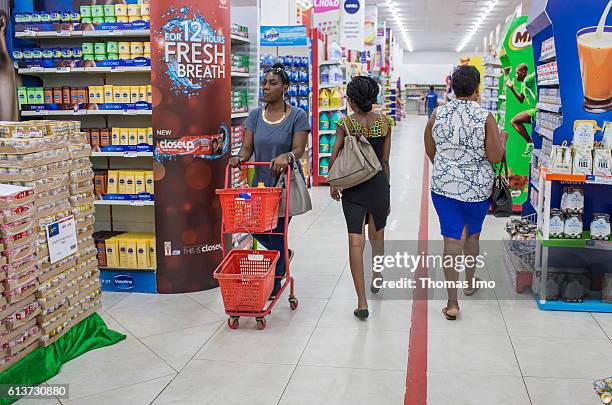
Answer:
[329, 76, 392, 320]
[424, 66, 506, 320]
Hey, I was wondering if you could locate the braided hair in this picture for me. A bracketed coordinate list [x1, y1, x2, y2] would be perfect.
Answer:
[265, 63, 290, 85]
[346, 76, 379, 112]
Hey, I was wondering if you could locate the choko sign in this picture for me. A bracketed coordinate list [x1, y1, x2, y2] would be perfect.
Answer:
[314, 0, 340, 13]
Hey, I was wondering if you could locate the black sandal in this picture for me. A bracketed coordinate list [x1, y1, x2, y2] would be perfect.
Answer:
[442, 306, 459, 321]
[353, 309, 369, 320]
[371, 272, 383, 294]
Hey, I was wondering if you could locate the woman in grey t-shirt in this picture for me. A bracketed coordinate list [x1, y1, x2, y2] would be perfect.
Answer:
[229, 64, 310, 297]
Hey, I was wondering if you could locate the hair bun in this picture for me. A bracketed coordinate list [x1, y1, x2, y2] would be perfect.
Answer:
[272, 63, 285, 70]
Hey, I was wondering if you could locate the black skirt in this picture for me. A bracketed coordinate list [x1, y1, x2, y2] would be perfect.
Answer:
[341, 171, 390, 234]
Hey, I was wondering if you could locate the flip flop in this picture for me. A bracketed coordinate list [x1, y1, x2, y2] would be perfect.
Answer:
[463, 277, 482, 297]
[442, 307, 458, 321]
[354, 309, 369, 321]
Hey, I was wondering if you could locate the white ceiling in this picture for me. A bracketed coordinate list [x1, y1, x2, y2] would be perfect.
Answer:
[369, 0, 532, 52]
[231, 0, 533, 53]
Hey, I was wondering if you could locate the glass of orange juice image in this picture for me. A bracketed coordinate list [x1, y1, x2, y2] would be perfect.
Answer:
[577, 26, 612, 113]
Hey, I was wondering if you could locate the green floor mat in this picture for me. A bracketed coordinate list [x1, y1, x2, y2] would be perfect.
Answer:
[0, 312, 126, 405]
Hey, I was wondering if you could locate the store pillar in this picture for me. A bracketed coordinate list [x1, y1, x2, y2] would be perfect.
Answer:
[151, 1, 231, 293]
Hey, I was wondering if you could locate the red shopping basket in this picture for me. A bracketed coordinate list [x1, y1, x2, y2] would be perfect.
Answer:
[214, 250, 280, 313]
[216, 187, 282, 233]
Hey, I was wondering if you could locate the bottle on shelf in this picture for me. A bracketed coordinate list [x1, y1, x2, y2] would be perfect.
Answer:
[330, 111, 340, 130]
[320, 65, 330, 84]
[328, 41, 342, 61]
[329, 88, 342, 108]
[319, 112, 330, 130]
[319, 135, 330, 153]
[319, 88, 331, 108]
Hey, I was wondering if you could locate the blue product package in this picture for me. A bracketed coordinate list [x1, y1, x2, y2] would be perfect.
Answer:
[302, 56, 309, 67]
[300, 69, 309, 83]
[299, 98, 309, 111]
[31, 48, 43, 59]
[31, 12, 41, 23]
[284, 55, 293, 66]
[51, 48, 63, 59]
[299, 84, 308, 97]
[277, 55, 284, 66]
[12, 49, 23, 61]
[39, 12, 51, 22]
[72, 48, 82, 58]
[42, 49, 54, 59]
[50, 11, 61, 22]
[290, 96, 298, 107]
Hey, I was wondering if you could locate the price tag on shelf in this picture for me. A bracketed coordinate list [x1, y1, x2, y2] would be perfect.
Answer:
[130, 200, 145, 206]
[37, 110, 49, 115]
[24, 30, 36, 37]
[30, 66, 44, 72]
[57, 30, 72, 37]
[125, 110, 137, 115]
[107, 30, 123, 36]
[73, 110, 86, 115]
[123, 151, 138, 158]
[57, 67, 71, 73]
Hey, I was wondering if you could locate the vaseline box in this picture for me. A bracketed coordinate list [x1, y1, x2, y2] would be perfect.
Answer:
[137, 128, 147, 144]
[145, 171, 154, 194]
[136, 237, 150, 269]
[134, 171, 146, 194]
[105, 238, 119, 267]
[126, 237, 138, 268]
[128, 128, 138, 145]
[118, 237, 128, 267]
[120, 128, 129, 145]
[103, 85, 114, 103]
[106, 170, 119, 194]
[125, 171, 136, 194]
[111, 128, 121, 145]
[118, 171, 127, 194]
[149, 236, 157, 268]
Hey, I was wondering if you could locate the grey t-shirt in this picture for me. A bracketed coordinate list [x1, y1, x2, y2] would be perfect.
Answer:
[245, 106, 311, 187]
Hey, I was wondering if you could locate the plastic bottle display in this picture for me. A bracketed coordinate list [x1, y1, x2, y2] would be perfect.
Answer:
[319, 112, 330, 130]
[329, 88, 342, 108]
[330, 111, 340, 130]
[329, 65, 343, 83]
[328, 41, 342, 60]
[319, 157, 330, 175]
[319, 135, 330, 153]
[320, 66, 330, 84]
[319, 89, 331, 108]
[328, 134, 337, 151]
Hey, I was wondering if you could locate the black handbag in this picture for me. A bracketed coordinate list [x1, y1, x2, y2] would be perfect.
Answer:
[491, 157, 513, 218]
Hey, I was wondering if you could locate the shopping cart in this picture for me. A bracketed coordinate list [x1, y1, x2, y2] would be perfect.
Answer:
[214, 162, 298, 330]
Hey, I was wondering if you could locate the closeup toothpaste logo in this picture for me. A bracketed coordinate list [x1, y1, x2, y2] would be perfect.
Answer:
[157, 135, 224, 156]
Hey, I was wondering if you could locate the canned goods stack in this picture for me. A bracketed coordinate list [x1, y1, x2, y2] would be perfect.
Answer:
[0, 184, 41, 373]
[0, 120, 101, 353]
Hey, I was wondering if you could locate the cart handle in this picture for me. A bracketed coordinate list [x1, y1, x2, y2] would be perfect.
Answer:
[224, 161, 292, 191]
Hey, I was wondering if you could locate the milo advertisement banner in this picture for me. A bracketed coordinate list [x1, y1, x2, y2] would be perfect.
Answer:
[499, 16, 535, 208]
[151, 1, 230, 293]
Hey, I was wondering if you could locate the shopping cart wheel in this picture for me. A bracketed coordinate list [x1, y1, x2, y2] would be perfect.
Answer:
[228, 317, 239, 329]
[256, 317, 266, 330]
[289, 296, 298, 311]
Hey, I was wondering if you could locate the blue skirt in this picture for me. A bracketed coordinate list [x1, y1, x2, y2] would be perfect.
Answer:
[431, 191, 491, 240]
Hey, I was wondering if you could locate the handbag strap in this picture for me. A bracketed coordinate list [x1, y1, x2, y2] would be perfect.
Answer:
[496, 156, 509, 178]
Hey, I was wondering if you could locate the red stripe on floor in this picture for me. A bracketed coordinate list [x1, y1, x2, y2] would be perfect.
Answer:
[404, 154, 430, 405]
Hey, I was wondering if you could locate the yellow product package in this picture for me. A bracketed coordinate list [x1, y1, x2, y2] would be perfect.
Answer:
[120, 127, 129, 145]
[111, 128, 121, 145]
[137, 128, 147, 144]
[136, 237, 149, 269]
[128, 128, 138, 145]
[105, 237, 119, 267]
[130, 86, 140, 103]
[106, 170, 119, 194]
[125, 171, 136, 194]
[145, 171, 154, 194]
[120, 86, 130, 103]
[126, 237, 138, 269]
[113, 86, 122, 102]
[139, 86, 147, 103]
[134, 171, 146, 194]
[103, 85, 114, 103]
[118, 171, 127, 194]
[148, 235, 156, 268]
[147, 127, 153, 145]
[118, 237, 128, 267]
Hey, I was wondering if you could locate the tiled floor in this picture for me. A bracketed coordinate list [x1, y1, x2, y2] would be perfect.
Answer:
[18, 116, 610, 405]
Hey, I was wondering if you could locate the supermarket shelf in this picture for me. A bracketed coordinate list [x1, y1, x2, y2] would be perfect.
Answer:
[536, 297, 612, 313]
[18, 66, 151, 74]
[319, 105, 346, 112]
[15, 29, 150, 38]
[537, 79, 559, 86]
[537, 230, 612, 249]
[99, 267, 156, 272]
[91, 151, 153, 157]
[534, 127, 555, 140]
[94, 200, 154, 206]
[319, 60, 343, 66]
[318, 129, 337, 135]
[538, 53, 557, 63]
[536, 102, 562, 113]
[319, 82, 344, 89]
[530, 178, 540, 191]
[532, 149, 544, 161]
[21, 109, 152, 116]
[231, 34, 250, 44]
[540, 170, 612, 185]
[231, 112, 249, 119]
[231, 71, 250, 78]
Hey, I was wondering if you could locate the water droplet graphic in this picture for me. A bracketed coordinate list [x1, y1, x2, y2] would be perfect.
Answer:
[180, 7, 189, 14]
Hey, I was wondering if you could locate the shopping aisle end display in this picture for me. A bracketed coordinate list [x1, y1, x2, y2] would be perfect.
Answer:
[525, 0, 612, 312]
[151, 0, 231, 293]
[498, 16, 536, 210]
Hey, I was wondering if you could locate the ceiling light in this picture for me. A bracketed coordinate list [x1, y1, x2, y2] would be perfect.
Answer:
[456, 0, 499, 52]
[385, 0, 413, 52]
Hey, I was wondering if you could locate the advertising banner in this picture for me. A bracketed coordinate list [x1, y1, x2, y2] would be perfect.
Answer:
[260, 25, 308, 47]
[151, 0, 230, 293]
[313, 0, 340, 43]
[340, 0, 364, 51]
[364, 5, 378, 50]
[499, 16, 535, 208]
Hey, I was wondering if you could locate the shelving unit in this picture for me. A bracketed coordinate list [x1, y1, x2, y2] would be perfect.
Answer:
[403, 84, 445, 115]
[16, 26, 157, 292]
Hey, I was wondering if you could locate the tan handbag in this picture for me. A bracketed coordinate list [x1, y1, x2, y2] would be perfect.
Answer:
[277, 154, 312, 217]
[327, 118, 382, 189]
